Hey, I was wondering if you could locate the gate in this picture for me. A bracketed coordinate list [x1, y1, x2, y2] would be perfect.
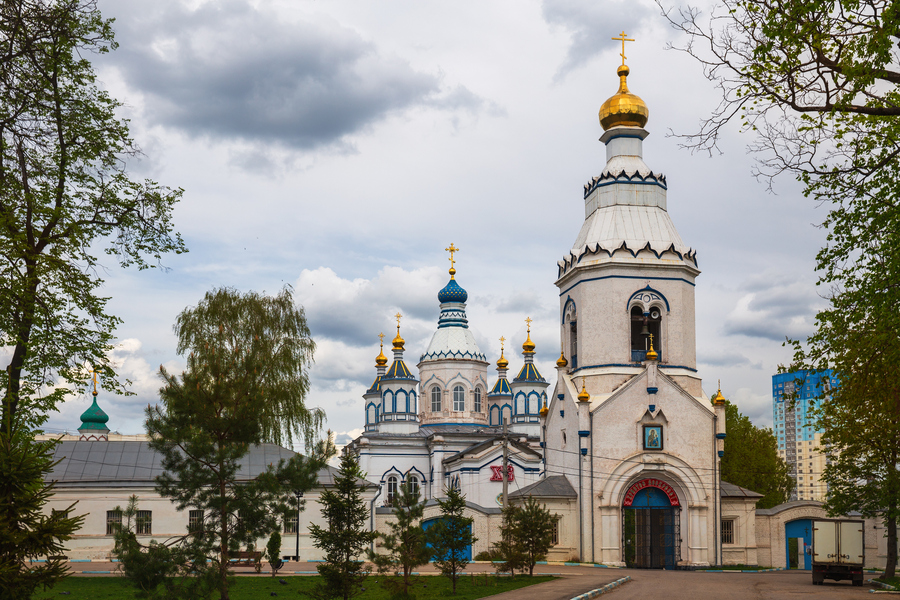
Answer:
[622, 484, 681, 569]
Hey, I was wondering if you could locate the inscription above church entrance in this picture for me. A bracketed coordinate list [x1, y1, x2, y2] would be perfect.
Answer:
[622, 478, 680, 507]
[623, 482, 682, 570]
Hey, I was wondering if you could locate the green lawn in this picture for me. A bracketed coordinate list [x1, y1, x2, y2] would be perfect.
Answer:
[875, 576, 900, 590]
[33, 574, 555, 599]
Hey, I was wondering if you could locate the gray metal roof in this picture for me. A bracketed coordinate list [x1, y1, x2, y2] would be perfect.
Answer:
[46, 441, 372, 488]
[720, 481, 764, 498]
[509, 475, 577, 499]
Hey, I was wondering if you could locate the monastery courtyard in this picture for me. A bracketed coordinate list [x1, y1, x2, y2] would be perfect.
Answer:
[65, 561, 875, 599]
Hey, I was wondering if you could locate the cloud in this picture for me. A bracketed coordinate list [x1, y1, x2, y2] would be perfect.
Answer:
[697, 351, 762, 369]
[722, 273, 824, 341]
[542, 0, 655, 81]
[108, 0, 492, 153]
[295, 266, 446, 349]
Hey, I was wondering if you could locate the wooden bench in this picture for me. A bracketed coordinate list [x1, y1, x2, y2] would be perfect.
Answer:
[230, 551, 263, 573]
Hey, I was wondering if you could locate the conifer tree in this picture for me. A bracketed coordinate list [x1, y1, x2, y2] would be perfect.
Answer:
[429, 486, 476, 594]
[0, 427, 83, 599]
[498, 497, 558, 576]
[369, 475, 430, 597]
[309, 450, 377, 600]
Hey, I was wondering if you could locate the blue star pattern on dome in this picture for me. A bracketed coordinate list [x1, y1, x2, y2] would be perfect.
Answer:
[437, 278, 468, 303]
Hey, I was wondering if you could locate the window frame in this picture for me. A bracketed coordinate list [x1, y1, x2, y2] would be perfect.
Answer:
[431, 386, 442, 412]
[188, 509, 204, 533]
[135, 510, 152, 535]
[106, 510, 122, 536]
[721, 519, 735, 545]
[452, 384, 465, 412]
[387, 475, 399, 505]
[473, 387, 482, 413]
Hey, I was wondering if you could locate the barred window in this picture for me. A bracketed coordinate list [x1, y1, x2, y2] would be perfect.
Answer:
[188, 510, 204, 532]
[453, 385, 465, 412]
[136, 510, 152, 535]
[284, 514, 299, 534]
[721, 519, 735, 545]
[106, 510, 122, 535]
[431, 386, 442, 412]
[551, 520, 559, 546]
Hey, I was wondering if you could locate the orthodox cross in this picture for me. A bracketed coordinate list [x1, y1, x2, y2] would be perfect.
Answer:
[395, 312, 402, 332]
[499, 335, 505, 351]
[91, 369, 98, 395]
[612, 31, 635, 66]
[378, 332, 385, 346]
[445, 243, 459, 275]
[525, 316, 533, 332]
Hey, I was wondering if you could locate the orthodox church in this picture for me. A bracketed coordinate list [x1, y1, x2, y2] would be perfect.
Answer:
[352, 45, 746, 567]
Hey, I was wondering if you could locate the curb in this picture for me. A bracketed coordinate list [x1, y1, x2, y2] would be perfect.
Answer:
[869, 579, 900, 592]
[570, 575, 632, 600]
[698, 568, 784, 573]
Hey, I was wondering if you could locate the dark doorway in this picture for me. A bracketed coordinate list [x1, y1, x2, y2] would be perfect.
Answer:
[623, 487, 680, 569]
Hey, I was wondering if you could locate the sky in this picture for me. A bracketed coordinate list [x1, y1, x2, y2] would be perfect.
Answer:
[41, 0, 830, 449]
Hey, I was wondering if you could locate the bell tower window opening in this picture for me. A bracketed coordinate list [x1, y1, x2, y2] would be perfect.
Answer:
[431, 386, 442, 412]
[565, 301, 578, 369]
[453, 385, 465, 412]
[630, 305, 662, 361]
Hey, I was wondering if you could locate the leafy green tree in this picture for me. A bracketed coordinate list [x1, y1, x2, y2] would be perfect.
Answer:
[309, 450, 377, 600]
[496, 497, 557, 576]
[127, 287, 328, 600]
[0, 0, 185, 428]
[0, 426, 83, 599]
[719, 400, 794, 509]
[662, 0, 900, 576]
[369, 475, 430, 598]
[429, 486, 476, 594]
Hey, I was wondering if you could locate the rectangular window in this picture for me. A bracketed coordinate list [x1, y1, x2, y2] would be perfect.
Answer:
[136, 510, 152, 535]
[721, 519, 735, 545]
[551, 520, 559, 546]
[284, 515, 299, 534]
[188, 509, 204, 532]
[106, 510, 122, 535]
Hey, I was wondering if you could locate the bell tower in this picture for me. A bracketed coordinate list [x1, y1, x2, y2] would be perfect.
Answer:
[555, 44, 702, 400]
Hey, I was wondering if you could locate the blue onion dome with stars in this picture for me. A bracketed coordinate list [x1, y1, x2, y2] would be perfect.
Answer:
[420, 244, 487, 363]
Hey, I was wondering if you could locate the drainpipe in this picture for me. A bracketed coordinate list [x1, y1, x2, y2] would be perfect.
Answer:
[369, 486, 382, 553]
[578, 439, 583, 560]
[590, 409, 595, 564]
[713, 413, 718, 567]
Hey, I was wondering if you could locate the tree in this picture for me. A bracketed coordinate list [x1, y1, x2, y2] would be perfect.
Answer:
[265, 531, 282, 577]
[429, 486, 476, 594]
[0, 0, 185, 428]
[128, 287, 328, 600]
[661, 0, 900, 576]
[496, 497, 558, 577]
[309, 450, 377, 600]
[369, 475, 430, 598]
[0, 426, 83, 599]
[719, 400, 794, 509]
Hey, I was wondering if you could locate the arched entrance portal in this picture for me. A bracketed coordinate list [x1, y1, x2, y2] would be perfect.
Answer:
[622, 478, 681, 569]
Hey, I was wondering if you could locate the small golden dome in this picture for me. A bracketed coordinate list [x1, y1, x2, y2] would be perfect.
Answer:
[711, 380, 726, 406]
[598, 65, 649, 130]
[392, 332, 405, 351]
[578, 380, 590, 403]
[497, 349, 509, 369]
[375, 345, 388, 367]
[522, 333, 535, 354]
[556, 350, 568, 368]
[646, 333, 658, 361]
[539, 402, 549, 418]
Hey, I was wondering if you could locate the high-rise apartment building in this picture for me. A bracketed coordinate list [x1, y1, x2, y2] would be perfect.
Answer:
[772, 369, 838, 502]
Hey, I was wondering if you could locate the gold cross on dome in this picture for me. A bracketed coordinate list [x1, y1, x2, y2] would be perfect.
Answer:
[395, 312, 402, 330]
[525, 317, 533, 332]
[612, 31, 635, 66]
[445, 243, 459, 276]
[91, 369, 98, 394]
[499, 336, 506, 351]
[378, 332, 385, 345]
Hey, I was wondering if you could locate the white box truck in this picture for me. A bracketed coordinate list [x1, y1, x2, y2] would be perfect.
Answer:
[812, 519, 865, 586]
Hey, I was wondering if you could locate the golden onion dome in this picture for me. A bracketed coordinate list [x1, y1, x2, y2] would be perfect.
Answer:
[711, 380, 726, 406]
[556, 350, 568, 368]
[539, 403, 549, 418]
[598, 65, 649, 131]
[522, 332, 535, 354]
[497, 349, 509, 369]
[375, 344, 388, 367]
[577, 380, 590, 403]
[392, 332, 405, 351]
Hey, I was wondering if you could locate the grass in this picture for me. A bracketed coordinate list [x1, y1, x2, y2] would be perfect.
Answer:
[32, 573, 556, 600]
[874, 575, 900, 589]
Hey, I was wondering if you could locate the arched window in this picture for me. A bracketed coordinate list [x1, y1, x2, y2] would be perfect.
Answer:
[630, 305, 662, 361]
[387, 475, 398, 505]
[515, 393, 525, 415]
[431, 386, 442, 412]
[528, 393, 538, 415]
[453, 385, 465, 412]
[407, 475, 420, 499]
[473, 387, 482, 413]
[409, 391, 416, 414]
[565, 301, 577, 368]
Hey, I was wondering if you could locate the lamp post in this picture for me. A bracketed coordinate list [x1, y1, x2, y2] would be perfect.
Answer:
[294, 490, 304, 562]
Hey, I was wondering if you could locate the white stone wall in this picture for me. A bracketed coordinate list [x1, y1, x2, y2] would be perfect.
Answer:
[417, 358, 490, 426]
